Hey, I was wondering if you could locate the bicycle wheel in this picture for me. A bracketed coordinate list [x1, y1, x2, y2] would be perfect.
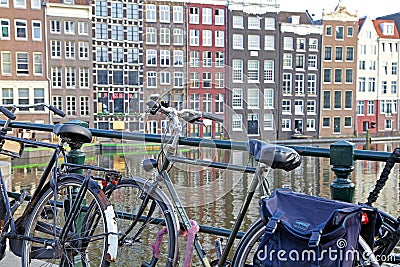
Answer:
[232, 219, 379, 267]
[106, 177, 179, 266]
[21, 176, 115, 267]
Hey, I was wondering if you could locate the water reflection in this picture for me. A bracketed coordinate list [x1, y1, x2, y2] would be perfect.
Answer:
[7, 141, 400, 263]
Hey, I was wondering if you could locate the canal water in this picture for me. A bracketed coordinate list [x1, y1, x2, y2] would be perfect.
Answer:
[6, 140, 400, 264]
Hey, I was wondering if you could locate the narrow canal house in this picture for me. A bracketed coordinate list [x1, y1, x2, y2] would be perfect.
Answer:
[0, 0, 49, 125]
[142, 0, 186, 135]
[45, 0, 93, 127]
[92, 0, 143, 132]
[319, 3, 358, 137]
[186, 0, 226, 138]
[225, 0, 280, 141]
[277, 11, 323, 140]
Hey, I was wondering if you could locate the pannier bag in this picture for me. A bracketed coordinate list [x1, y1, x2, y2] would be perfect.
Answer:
[254, 189, 368, 267]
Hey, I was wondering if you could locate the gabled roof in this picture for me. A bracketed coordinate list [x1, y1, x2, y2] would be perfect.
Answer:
[372, 19, 400, 39]
[358, 17, 366, 31]
[378, 13, 400, 33]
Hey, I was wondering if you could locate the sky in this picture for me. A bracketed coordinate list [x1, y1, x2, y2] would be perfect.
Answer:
[279, 0, 400, 19]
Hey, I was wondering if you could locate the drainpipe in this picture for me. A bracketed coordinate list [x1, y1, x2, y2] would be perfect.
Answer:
[43, 1, 53, 140]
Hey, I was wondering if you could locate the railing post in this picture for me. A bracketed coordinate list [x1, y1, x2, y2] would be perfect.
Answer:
[65, 120, 89, 172]
[330, 140, 355, 202]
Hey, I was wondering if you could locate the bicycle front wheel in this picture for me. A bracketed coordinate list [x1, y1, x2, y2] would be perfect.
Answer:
[106, 178, 179, 266]
[22, 177, 114, 267]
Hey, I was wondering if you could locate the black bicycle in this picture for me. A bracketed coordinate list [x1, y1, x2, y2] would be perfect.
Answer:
[0, 104, 118, 266]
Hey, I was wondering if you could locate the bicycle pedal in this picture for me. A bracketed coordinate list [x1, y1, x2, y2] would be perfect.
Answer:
[141, 256, 158, 267]
[10, 189, 29, 214]
[40, 205, 56, 220]
[215, 238, 223, 259]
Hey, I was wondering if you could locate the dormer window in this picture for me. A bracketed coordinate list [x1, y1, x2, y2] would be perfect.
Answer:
[381, 23, 395, 36]
[290, 16, 300, 25]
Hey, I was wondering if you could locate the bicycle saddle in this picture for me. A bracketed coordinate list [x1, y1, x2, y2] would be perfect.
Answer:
[247, 140, 301, 171]
[53, 124, 92, 144]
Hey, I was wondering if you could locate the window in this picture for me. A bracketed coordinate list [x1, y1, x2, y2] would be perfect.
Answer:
[80, 96, 89, 116]
[215, 93, 224, 113]
[347, 26, 354, 37]
[324, 46, 332, 60]
[392, 62, 397, 75]
[190, 51, 200, 67]
[160, 72, 170, 85]
[33, 53, 42, 75]
[173, 50, 183, 67]
[309, 38, 318, 50]
[284, 37, 293, 50]
[202, 30, 212, 46]
[264, 89, 273, 109]
[146, 28, 157, 44]
[335, 47, 343, 61]
[357, 101, 364, 115]
[96, 47, 107, 62]
[232, 59, 243, 82]
[247, 88, 259, 108]
[307, 74, 317, 95]
[0, 19, 10, 39]
[174, 72, 183, 88]
[336, 26, 344, 39]
[334, 91, 342, 109]
[334, 69, 342, 83]
[0, 0, 8, 7]
[264, 114, 274, 130]
[160, 50, 170, 67]
[233, 16, 243, 28]
[232, 88, 242, 109]
[111, 25, 123, 41]
[127, 26, 139, 42]
[359, 61, 366, 70]
[128, 71, 138, 85]
[112, 2, 123, 18]
[345, 91, 352, 109]
[326, 25, 332, 36]
[32, 21, 41, 40]
[160, 5, 170, 23]
[215, 9, 224, 25]
[385, 120, 392, 130]
[283, 53, 292, 68]
[201, 93, 212, 113]
[146, 4, 156, 22]
[282, 100, 291, 114]
[65, 41, 75, 59]
[264, 60, 274, 82]
[265, 17, 275, 29]
[65, 67, 76, 88]
[51, 67, 62, 87]
[346, 47, 354, 61]
[16, 52, 28, 75]
[322, 118, 330, 127]
[1, 52, 11, 75]
[248, 35, 260, 50]
[127, 48, 139, 64]
[295, 55, 304, 69]
[233, 34, 243, 49]
[216, 51, 224, 67]
[14, 0, 25, 8]
[66, 96, 76, 116]
[147, 71, 157, 87]
[307, 100, 316, 114]
[295, 74, 304, 95]
[360, 45, 366, 55]
[79, 67, 89, 88]
[367, 101, 375, 115]
[189, 7, 199, 24]
[296, 38, 306, 50]
[202, 72, 212, 88]
[18, 88, 29, 109]
[382, 81, 387, 94]
[368, 78, 376, 92]
[78, 41, 89, 59]
[173, 6, 183, 23]
[282, 119, 291, 131]
[189, 29, 199, 46]
[190, 72, 199, 88]
[345, 69, 353, 83]
[324, 69, 332, 83]
[112, 70, 123, 85]
[358, 77, 366, 92]
[97, 70, 108, 85]
[95, 1, 107, 17]
[15, 20, 27, 40]
[308, 55, 317, 69]
[247, 60, 259, 82]
[33, 88, 44, 110]
[215, 31, 224, 47]
[202, 8, 212, 24]
[295, 100, 303, 114]
[64, 21, 75, 34]
[146, 50, 157, 66]
[232, 114, 242, 131]
[50, 40, 61, 58]
[264, 35, 274, 50]
[283, 73, 292, 94]
[127, 4, 139, 20]
[52, 96, 62, 111]
[391, 81, 397, 94]
[248, 17, 260, 29]
[307, 119, 316, 131]
[173, 28, 183, 45]
[323, 91, 331, 109]
[2, 88, 13, 105]
[95, 23, 107, 39]
[202, 51, 212, 67]
[189, 93, 200, 111]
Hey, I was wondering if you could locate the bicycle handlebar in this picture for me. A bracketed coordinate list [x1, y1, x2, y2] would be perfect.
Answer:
[0, 104, 66, 120]
[0, 107, 16, 120]
[48, 105, 66, 117]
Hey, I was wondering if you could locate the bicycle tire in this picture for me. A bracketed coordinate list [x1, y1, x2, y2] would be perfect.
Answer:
[232, 219, 379, 267]
[21, 176, 117, 267]
[106, 177, 179, 266]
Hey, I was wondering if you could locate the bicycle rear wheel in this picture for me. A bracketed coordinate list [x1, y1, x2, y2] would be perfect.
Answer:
[21, 176, 115, 267]
[232, 219, 379, 267]
[106, 178, 179, 266]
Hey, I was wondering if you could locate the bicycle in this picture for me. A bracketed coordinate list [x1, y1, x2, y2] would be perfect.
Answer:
[0, 104, 118, 266]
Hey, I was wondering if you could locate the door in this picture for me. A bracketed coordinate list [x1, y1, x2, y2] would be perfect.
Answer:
[248, 114, 259, 135]
[333, 117, 341, 133]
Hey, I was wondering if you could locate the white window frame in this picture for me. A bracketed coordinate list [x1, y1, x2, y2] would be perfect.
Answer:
[247, 88, 259, 108]
[232, 59, 243, 82]
[1, 51, 11, 75]
[264, 60, 274, 82]
[159, 5, 170, 23]
[233, 16, 243, 29]
[307, 74, 317, 95]
[233, 34, 243, 49]
[215, 31, 224, 47]
[202, 30, 212, 47]
[33, 52, 42, 76]
[64, 21, 75, 35]
[80, 96, 90, 116]
[78, 41, 89, 59]
[173, 28, 183, 45]
[146, 4, 156, 22]
[146, 50, 157, 66]
[16, 52, 28, 75]
[160, 50, 170, 67]
[78, 21, 88, 35]
[15, 20, 27, 40]
[215, 9, 224, 25]
[65, 67, 76, 88]
[264, 88, 273, 109]
[264, 35, 274, 50]
[248, 17, 260, 29]
[160, 71, 171, 85]
[189, 29, 199, 46]
[232, 88, 243, 109]
[202, 8, 212, 25]
[32, 20, 41, 41]
[189, 7, 199, 24]
[0, 19, 10, 40]
[247, 60, 259, 83]
[79, 67, 89, 88]
[65, 41, 75, 59]
[146, 27, 157, 44]
[282, 119, 291, 131]
[232, 114, 243, 131]
[265, 17, 275, 30]
[248, 35, 260, 50]
[173, 50, 183, 67]
[173, 6, 183, 23]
